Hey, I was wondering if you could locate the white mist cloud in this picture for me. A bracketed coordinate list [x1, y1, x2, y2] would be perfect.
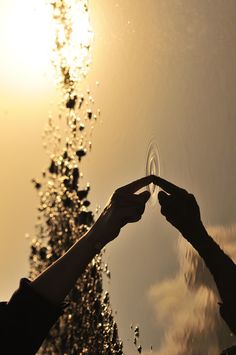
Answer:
[148, 224, 236, 355]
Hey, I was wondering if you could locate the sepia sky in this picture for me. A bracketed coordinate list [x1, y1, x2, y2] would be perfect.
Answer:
[1, 0, 236, 353]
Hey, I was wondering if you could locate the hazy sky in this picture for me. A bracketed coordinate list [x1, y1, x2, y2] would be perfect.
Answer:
[1, 1, 236, 353]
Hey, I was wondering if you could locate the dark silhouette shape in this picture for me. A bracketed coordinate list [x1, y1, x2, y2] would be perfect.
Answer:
[0, 176, 153, 354]
[76, 148, 87, 161]
[0, 278, 65, 355]
[87, 109, 92, 119]
[66, 94, 77, 109]
[48, 160, 59, 175]
[154, 176, 236, 355]
[221, 345, 236, 354]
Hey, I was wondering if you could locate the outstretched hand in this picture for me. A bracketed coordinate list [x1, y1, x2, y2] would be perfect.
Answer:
[93, 176, 155, 245]
[153, 176, 202, 238]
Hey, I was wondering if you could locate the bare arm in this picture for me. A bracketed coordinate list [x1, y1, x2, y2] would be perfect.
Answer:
[31, 175, 155, 305]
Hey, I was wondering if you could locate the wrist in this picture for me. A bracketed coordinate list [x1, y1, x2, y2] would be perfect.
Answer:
[90, 212, 120, 245]
[86, 223, 107, 252]
[181, 220, 208, 245]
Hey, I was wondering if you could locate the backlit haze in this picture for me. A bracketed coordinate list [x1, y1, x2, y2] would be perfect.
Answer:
[1, 1, 236, 353]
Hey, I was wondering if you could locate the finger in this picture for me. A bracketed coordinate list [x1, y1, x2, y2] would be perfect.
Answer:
[136, 190, 151, 204]
[111, 192, 149, 217]
[112, 194, 146, 205]
[160, 205, 167, 217]
[122, 212, 143, 225]
[120, 205, 145, 224]
[153, 176, 186, 195]
[120, 203, 145, 216]
[160, 204, 174, 222]
[127, 214, 142, 223]
[158, 190, 170, 205]
[118, 175, 156, 194]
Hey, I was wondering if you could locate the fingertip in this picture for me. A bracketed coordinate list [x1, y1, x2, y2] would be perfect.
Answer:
[139, 190, 151, 203]
[158, 190, 165, 198]
[151, 174, 160, 184]
[149, 174, 156, 181]
[158, 190, 168, 203]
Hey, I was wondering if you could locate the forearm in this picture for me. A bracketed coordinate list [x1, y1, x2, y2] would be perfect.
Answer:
[31, 225, 105, 305]
[183, 222, 236, 303]
[154, 174, 236, 334]
[30, 174, 153, 306]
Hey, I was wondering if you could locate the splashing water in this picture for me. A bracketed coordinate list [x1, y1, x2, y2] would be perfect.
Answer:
[146, 139, 160, 207]
[148, 226, 236, 354]
[29, 1, 123, 353]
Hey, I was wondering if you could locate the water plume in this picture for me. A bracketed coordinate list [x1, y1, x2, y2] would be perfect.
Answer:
[29, 1, 123, 353]
[149, 225, 236, 354]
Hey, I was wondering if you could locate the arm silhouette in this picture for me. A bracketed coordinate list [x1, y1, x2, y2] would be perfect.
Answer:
[154, 176, 236, 334]
[2, 176, 154, 354]
[31, 175, 153, 304]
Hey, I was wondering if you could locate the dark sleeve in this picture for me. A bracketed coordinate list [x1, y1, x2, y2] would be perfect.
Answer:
[192, 231, 236, 335]
[0, 278, 65, 355]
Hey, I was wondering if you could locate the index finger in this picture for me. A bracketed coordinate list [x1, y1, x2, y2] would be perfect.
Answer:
[152, 176, 186, 195]
[119, 175, 156, 194]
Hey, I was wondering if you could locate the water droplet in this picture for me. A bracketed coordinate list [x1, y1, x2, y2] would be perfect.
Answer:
[87, 109, 92, 119]
[134, 326, 140, 337]
[137, 345, 142, 353]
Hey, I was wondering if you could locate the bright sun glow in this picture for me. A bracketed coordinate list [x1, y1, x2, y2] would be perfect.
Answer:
[0, 0, 93, 95]
[51, 0, 93, 86]
[0, 0, 54, 93]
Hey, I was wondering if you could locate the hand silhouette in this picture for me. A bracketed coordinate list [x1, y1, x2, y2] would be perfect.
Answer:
[93, 175, 155, 245]
[153, 176, 202, 238]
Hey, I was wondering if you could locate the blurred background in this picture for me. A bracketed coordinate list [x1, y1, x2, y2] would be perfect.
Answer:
[1, 0, 236, 353]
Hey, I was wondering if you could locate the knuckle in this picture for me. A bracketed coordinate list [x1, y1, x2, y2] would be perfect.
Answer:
[136, 203, 144, 214]
[188, 193, 194, 199]
[134, 214, 142, 222]
[137, 214, 142, 221]
[115, 187, 122, 194]
[188, 193, 197, 203]
[112, 190, 119, 200]
[140, 206, 145, 215]
[160, 207, 166, 216]
[113, 188, 120, 197]
[112, 189, 123, 201]
[180, 188, 188, 195]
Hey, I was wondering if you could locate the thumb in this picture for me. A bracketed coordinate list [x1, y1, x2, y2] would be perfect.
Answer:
[137, 190, 151, 203]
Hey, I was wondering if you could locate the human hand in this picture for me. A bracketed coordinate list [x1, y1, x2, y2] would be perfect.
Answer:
[153, 176, 202, 238]
[92, 175, 155, 246]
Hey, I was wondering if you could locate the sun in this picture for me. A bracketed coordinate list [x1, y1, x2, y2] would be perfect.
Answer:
[0, 0, 54, 93]
[0, 0, 93, 95]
